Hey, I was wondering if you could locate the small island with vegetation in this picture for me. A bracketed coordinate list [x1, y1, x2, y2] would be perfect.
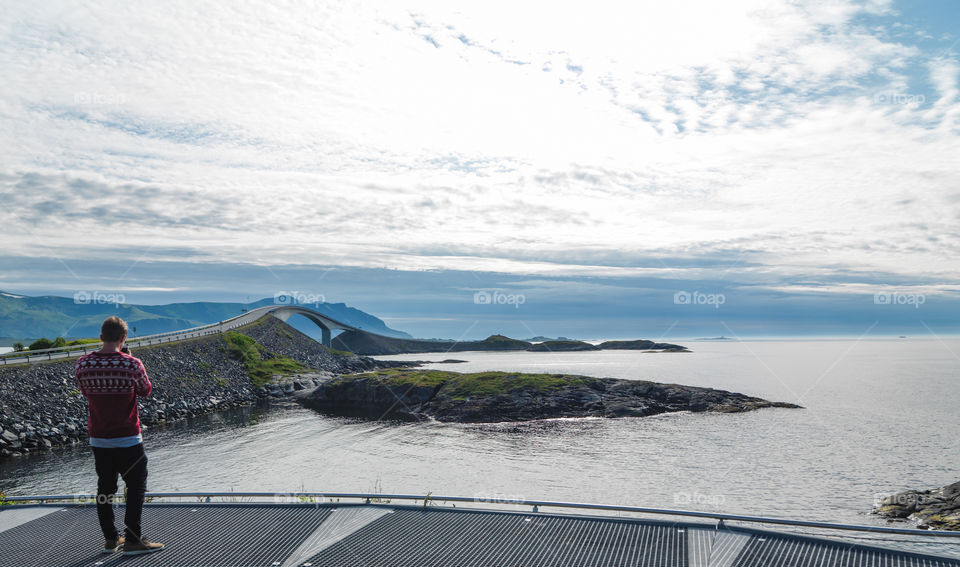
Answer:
[300, 368, 800, 423]
[331, 331, 690, 355]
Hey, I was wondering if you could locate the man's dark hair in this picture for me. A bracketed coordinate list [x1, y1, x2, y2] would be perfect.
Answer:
[101, 316, 128, 342]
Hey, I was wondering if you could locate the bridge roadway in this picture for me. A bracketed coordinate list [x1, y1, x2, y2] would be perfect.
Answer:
[0, 494, 958, 567]
[0, 305, 377, 365]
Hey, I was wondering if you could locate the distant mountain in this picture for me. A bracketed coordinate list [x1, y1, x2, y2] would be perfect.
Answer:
[0, 291, 411, 340]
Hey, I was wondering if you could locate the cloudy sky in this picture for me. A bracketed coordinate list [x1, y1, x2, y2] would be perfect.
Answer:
[1, 0, 958, 339]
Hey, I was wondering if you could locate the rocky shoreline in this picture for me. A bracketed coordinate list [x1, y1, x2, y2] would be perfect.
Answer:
[874, 481, 960, 531]
[0, 317, 410, 459]
[300, 369, 802, 423]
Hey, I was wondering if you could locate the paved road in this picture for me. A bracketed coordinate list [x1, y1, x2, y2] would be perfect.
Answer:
[0, 305, 360, 365]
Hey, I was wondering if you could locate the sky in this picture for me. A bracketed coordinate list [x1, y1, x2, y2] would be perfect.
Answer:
[1, 0, 959, 340]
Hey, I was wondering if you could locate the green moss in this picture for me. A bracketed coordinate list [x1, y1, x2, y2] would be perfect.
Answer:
[341, 369, 590, 400]
[324, 346, 354, 357]
[928, 514, 960, 530]
[224, 331, 307, 387]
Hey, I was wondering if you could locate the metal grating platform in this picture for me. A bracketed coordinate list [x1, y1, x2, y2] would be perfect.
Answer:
[730, 526, 958, 567]
[0, 505, 331, 567]
[0, 503, 956, 567]
[307, 507, 687, 567]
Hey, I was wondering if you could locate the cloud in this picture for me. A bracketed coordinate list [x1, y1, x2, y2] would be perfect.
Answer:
[0, 0, 958, 304]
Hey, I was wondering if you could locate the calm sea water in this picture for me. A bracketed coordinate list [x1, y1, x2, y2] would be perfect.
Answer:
[2, 339, 958, 557]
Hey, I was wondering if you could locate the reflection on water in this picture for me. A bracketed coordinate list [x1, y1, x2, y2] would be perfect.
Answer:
[2, 340, 959, 558]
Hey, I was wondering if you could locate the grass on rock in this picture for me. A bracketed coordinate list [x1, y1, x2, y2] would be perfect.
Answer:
[342, 368, 590, 400]
[223, 331, 306, 387]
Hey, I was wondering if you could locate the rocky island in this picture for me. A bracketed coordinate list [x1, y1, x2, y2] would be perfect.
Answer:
[332, 332, 690, 355]
[874, 481, 960, 530]
[300, 368, 801, 423]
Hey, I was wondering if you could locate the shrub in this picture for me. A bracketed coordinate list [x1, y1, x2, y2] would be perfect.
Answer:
[29, 338, 54, 350]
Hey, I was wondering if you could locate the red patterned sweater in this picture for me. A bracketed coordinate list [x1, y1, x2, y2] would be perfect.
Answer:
[75, 351, 152, 439]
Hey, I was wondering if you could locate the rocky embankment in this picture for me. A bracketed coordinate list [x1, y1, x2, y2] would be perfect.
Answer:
[874, 481, 960, 530]
[332, 331, 690, 355]
[301, 369, 801, 423]
[0, 316, 409, 459]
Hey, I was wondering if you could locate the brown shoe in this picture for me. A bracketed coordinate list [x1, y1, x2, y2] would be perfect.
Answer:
[123, 539, 165, 555]
[102, 536, 125, 553]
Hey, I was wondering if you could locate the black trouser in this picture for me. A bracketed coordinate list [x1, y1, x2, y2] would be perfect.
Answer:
[92, 443, 148, 542]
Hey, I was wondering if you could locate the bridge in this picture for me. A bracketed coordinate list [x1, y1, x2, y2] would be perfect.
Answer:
[0, 304, 384, 365]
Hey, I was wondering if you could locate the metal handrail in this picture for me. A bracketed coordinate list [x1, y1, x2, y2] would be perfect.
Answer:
[4, 491, 959, 538]
[1, 308, 263, 357]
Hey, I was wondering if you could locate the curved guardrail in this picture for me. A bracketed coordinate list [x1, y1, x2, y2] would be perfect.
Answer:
[0, 307, 267, 364]
[4, 491, 959, 538]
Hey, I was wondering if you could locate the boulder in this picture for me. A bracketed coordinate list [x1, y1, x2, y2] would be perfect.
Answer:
[875, 481, 960, 531]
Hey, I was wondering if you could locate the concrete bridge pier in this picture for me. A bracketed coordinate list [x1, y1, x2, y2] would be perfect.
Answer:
[269, 307, 337, 347]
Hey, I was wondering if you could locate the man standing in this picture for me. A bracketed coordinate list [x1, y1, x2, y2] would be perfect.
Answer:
[75, 316, 164, 555]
